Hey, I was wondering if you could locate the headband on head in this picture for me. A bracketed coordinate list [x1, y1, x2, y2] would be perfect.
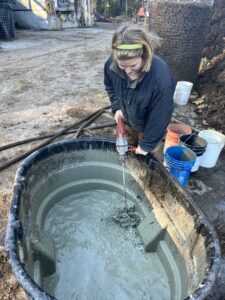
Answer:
[115, 43, 143, 50]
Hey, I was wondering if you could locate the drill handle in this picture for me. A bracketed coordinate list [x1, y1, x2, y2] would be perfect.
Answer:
[116, 115, 126, 137]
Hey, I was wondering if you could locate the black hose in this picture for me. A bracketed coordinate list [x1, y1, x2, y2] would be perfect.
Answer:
[0, 122, 115, 152]
[0, 106, 110, 172]
[74, 109, 106, 138]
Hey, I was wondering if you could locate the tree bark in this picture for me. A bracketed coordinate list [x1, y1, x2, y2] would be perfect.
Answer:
[104, 0, 107, 17]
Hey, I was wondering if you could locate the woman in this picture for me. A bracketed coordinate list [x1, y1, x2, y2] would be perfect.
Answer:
[104, 25, 176, 155]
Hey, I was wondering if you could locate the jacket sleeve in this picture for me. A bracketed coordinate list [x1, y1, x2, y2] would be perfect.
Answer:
[104, 60, 120, 113]
[139, 86, 174, 152]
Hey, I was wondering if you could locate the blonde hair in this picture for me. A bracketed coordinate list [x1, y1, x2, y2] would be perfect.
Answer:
[112, 25, 161, 72]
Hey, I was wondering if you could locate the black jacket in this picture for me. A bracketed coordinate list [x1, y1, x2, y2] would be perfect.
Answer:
[104, 55, 176, 152]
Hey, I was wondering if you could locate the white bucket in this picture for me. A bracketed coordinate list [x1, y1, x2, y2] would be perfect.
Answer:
[191, 155, 203, 172]
[173, 81, 193, 105]
[199, 130, 225, 168]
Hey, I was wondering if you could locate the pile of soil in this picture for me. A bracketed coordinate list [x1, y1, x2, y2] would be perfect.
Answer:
[195, 0, 225, 134]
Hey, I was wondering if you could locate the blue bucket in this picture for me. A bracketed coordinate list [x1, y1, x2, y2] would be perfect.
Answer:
[165, 146, 196, 187]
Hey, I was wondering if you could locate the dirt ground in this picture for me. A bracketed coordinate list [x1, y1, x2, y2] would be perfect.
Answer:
[0, 25, 118, 299]
[195, 0, 225, 133]
[0, 19, 225, 299]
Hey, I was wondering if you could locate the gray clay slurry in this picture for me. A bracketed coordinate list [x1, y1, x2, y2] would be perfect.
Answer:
[43, 190, 170, 300]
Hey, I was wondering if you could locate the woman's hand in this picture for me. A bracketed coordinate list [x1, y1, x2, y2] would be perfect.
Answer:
[114, 110, 124, 123]
[135, 145, 148, 155]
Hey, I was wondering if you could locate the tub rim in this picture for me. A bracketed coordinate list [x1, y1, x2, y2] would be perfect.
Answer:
[5, 137, 221, 300]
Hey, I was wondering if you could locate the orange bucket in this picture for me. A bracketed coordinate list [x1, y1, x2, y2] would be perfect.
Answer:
[164, 123, 192, 152]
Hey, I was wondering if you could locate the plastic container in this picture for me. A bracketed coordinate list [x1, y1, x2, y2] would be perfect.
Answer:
[179, 134, 207, 172]
[173, 81, 193, 105]
[165, 146, 196, 187]
[5, 138, 221, 300]
[198, 130, 225, 168]
[164, 123, 192, 152]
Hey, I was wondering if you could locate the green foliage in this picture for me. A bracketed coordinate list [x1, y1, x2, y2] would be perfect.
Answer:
[96, 0, 146, 17]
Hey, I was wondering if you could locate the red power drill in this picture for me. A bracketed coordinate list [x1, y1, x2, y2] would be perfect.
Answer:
[115, 116, 138, 159]
[116, 116, 128, 161]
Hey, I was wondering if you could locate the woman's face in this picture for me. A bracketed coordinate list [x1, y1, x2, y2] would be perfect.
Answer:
[117, 57, 143, 80]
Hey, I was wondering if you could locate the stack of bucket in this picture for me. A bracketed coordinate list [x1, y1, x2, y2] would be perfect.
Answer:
[164, 123, 195, 187]
[179, 134, 207, 172]
[164, 124, 225, 187]
[164, 146, 196, 187]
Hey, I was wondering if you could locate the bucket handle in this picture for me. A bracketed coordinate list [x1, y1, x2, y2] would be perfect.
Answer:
[182, 132, 198, 144]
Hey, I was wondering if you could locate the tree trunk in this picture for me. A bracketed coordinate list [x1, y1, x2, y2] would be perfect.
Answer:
[104, 0, 107, 17]
[119, 0, 123, 14]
